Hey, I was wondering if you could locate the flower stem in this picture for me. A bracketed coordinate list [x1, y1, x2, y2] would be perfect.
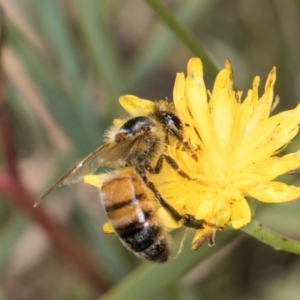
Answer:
[242, 220, 300, 255]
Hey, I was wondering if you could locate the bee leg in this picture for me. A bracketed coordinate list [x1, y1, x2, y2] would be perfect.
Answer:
[145, 154, 194, 181]
[166, 128, 198, 160]
[166, 127, 190, 150]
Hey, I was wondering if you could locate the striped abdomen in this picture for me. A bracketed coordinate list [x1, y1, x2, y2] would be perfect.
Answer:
[100, 169, 169, 262]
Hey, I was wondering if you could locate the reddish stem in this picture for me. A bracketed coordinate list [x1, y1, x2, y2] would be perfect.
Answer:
[0, 104, 18, 178]
[0, 13, 18, 179]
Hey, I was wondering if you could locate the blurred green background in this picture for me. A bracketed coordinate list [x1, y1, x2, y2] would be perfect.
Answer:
[1, 0, 300, 299]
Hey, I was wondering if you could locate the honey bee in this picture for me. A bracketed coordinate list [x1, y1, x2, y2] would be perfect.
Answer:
[36, 101, 212, 262]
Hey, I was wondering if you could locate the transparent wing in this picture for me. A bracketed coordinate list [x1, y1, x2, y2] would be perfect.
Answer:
[35, 139, 135, 206]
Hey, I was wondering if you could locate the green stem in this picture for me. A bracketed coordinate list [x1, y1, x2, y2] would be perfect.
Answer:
[242, 220, 300, 255]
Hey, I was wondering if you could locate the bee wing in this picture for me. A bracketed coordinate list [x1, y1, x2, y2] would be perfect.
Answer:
[35, 139, 135, 206]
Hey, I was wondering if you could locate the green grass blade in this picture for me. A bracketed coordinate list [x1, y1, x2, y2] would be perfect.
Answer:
[33, 0, 100, 132]
[5, 78, 46, 143]
[34, 0, 83, 95]
[145, 0, 219, 76]
[73, 0, 125, 104]
[5, 21, 99, 152]
[128, 0, 217, 91]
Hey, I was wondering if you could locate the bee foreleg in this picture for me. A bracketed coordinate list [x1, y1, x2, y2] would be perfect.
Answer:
[166, 128, 198, 161]
[166, 127, 189, 150]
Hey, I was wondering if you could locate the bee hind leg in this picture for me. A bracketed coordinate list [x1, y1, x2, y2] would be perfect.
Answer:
[140, 162, 223, 231]
[139, 170, 219, 230]
[144, 178, 221, 230]
[143, 179, 182, 223]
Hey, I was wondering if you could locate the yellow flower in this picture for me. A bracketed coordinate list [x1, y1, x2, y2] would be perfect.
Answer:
[119, 58, 300, 249]
[85, 58, 300, 250]
[155, 57, 300, 246]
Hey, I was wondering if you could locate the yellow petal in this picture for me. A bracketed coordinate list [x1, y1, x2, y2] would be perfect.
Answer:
[102, 222, 115, 234]
[173, 73, 189, 121]
[119, 95, 155, 116]
[194, 193, 232, 226]
[233, 106, 300, 171]
[113, 118, 124, 126]
[209, 60, 236, 155]
[212, 59, 234, 93]
[157, 207, 179, 230]
[230, 79, 259, 157]
[186, 58, 207, 109]
[257, 67, 276, 119]
[185, 58, 210, 146]
[248, 182, 300, 203]
[83, 174, 103, 188]
[230, 198, 251, 229]
[249, 152, 300, 180]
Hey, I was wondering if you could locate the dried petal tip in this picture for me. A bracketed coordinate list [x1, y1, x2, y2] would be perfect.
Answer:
[192, 230, 216, 250]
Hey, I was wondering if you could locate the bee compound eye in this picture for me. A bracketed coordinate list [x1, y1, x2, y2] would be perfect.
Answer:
[120, 116, 153, 135]
[165, 113, 182, 131]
